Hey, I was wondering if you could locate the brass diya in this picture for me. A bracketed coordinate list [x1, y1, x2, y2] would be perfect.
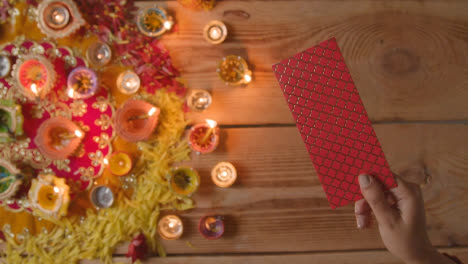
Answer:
[217, 55, 252, 86]
[34, 116, 85, 160]
[28, 174, 70, 218]
[136, 6, 173, 37]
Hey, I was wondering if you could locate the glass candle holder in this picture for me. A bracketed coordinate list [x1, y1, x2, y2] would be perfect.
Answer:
[0, 100, 24, 143]
[158, 215, 183, 240]
[167, 167, 200, 197]
[37, 0, 85, 39]
[217, 55, 252, 86]
[211, 162, 237, 188]
[28, 174, 70, 218]
[0, 159, 22, 201]
[203, 20, 227, 45]
[137, 6, 173, 37]
[104, 152, 133, 176]
[86, 41, 112, 67]
[198, 215, 224, 240]
[116, 70, 140, 95]
[0, 55, 11, 78]
[115, 100, 160, 142]
[13, 54, 56, 101]
[67, 66, 98, 99]
[90, 185, 114, 209]
[188, 119, 219, 154]
[187, 89, 212, 112]
[34, 116, 85, 160]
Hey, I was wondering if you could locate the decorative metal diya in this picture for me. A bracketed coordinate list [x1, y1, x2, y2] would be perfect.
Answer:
[167, 167, 200, 197]
[12, 54, 56, 101]
[217, 55, 252, 86]
[0, 159, 22, 201]
[0, 99, 24, 143]
[136, 6, 173, 37]
[187, 89, 212, 112]
[37, 0, 85, 38]
[28, 174, 70, 218]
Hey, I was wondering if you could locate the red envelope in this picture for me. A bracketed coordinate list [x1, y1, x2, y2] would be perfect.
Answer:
[272, 38, 397, 208]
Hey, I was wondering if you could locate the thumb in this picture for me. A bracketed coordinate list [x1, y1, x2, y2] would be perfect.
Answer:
[358, 174, 398, 227]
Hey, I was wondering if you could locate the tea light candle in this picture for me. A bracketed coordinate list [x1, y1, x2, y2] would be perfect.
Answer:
[168, 167, 200, 197]
[203, 20, 228, 45]
[116, 70, 140, 95]
[45, 4, 70, 29]
[137, 6, 173, 37]
[217, 55, 253, 86]
[211, 162, 237, 187]
[90, 185, 114, 209]
[0, 55, 11, 78]
[67, 67, 98, 99]
[86, 42, 112, 67]
[104, 152, 133, 176]
[158, 215, 183, 240]
[187, 89, 212, 112]
[198, 215, 224, 240]
[188, 119, 219, 154]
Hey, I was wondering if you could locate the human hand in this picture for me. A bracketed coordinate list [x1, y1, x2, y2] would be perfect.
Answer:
[354, 174, 454, 264]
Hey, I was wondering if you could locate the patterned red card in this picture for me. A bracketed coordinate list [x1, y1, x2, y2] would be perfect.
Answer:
[272, 38, 397, 208]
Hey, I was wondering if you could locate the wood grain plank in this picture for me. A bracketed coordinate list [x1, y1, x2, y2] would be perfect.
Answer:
[113, 124, 468, 254]
[135, 0, 468, 124]
[82, 248, 468, 264]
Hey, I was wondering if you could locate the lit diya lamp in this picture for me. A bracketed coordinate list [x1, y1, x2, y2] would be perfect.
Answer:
[103, 152, 133, 176]
[217, 55, 252, 86]
[167, 167, 200, 197]
[0, 55, 11, 78]
[114, 100, 160, 142]
[12, 54, 56, 101]
[0, 100, 24, 143]
[34, 116, 84, 160]
[116, 70, 140, 95]
[136, 6, 174, 37]
[86, 41, 112, 67]
[28, 174, 70, 218]
[0, 159, 23, 201]
[188, 119, 219, 154]
[37, 0, 85, 38]
[67, 67, 98, 99]
[90, 185, 114, 209]
[203, 20, 228, 45]
[187, 89, 212, 112]
[211, 162, 237, 188]
[198, 215, 225, 240]
[158, 215, 184, 240]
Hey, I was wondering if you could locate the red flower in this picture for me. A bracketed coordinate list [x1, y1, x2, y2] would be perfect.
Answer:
[126, 233, 148, 263]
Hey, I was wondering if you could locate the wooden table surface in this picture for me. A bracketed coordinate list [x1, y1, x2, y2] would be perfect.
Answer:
[5, 0, 468, 263]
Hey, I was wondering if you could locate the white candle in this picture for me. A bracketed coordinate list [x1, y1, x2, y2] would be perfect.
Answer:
[211, 162, 237, 187]
[116, 70, 140, 95]
[158, 215, 183, 240]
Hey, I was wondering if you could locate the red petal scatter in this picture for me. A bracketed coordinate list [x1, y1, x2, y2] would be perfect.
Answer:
[75, 0, 187, 96]
[126, 233, 148, 263]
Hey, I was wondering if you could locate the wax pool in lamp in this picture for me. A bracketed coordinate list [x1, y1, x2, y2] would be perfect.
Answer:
[13, 54, 56, 101]
[28, 174, 70, 218]
[34, 116, 85, 160]
[188, 119, 219, 154]
[217, 55, 252, 86]
[0, 159, 22, 201]
[106, 152, 132, 176]
[67, 67, 98, 99]
[0, 100, 24, 143]
[168, 167, 200, 197]
[115, 100, 160, 142]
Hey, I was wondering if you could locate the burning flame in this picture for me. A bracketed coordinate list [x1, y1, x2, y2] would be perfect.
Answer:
[30, 83, 38, 95]
[164, 20, 173, 30]
[67, 89, 74, 98]
[103, 158, 109, 165]
[74, 129, 83, 138]
[148, 107, 157, 117]
[206, 119, 217, 128]
[53, 186, 60, 193]
[244, 74, 252, 83]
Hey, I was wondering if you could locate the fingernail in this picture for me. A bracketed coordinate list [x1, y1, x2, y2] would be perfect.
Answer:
[358, 174, 371, 188]
[356, 215, 366, 229]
